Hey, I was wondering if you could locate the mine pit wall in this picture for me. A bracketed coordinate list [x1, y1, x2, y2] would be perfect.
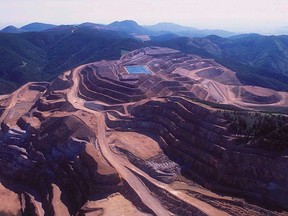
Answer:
[93, 66, 141, 88]
[46, 92, 65, 100]
[80, 64, 197, 104]
[46, 73, 73, 92]
[240, 89, 282, 104]
[105, 98, 288, 210]
[118, 180, 156, 215]
[130, 170, 207, 216]
[30, 74, 75, 112]
[115, 146, 179, 184]
[0, 115, 121, 215]
[78, 179, 155, 215]
[78, 72, 125, 104]
[147, 80, 187, 96]
[86, 66, 144, 94]
[80, 68, 147, 103]
[28, 82, 49, 92]
[37, 99, 67, 112]
[39, 72, 73, 102]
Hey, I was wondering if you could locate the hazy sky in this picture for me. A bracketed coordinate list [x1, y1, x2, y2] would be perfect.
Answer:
[1, 0, 288, 33]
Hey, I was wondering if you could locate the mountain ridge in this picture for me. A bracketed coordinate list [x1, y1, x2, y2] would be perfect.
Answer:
[20, 22, 57, 32]
[1, 20, 238, 37]
[0, 25, 24, 33]
[146, 22, 237, 37]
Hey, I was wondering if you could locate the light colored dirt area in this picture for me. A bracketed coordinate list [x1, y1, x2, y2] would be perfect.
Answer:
[174, 66, 240, 85]
[204, 80, 226, 102]
[108, 131, 161, 160]
[0, 83, 44, 127]
[127, 164, 230, 216]
[170, 181, 233, 201]
[21, 116, 41, 130]
[85, 143, 117, 175]
[196, 67, 240, 85]
[132, 34, 151, 42]
[173, 64, 288, 110]
[19, 87, 40, 101]
[240, 86, 279, 97]
[0, 95, 10, 107]
[82, 193, 151, 216]
[0, 182, 21, 215]
[0, 94, 10, 100]
[27, 194, 45, 216]
[51, 183, 70, 216]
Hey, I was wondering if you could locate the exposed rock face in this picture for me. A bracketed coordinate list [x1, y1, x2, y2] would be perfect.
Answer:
[0, 79, 120, 215]
[107, 97, 288, 208]
[0, 47, 287, 215]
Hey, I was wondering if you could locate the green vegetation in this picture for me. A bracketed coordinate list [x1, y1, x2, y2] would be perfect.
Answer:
[0, 27, 141, 94]
[218, 110, 288, 151]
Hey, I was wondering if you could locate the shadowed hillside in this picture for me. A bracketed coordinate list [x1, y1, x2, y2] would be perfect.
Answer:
[0, 26, 142, 94]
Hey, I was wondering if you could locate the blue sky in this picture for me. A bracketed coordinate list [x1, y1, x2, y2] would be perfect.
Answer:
[1, 0, 288, 33]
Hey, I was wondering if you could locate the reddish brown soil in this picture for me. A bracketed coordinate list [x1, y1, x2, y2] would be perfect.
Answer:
[0, 47, 287, 216]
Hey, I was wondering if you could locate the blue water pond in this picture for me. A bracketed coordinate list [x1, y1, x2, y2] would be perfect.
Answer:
[125, 66, 151, 74]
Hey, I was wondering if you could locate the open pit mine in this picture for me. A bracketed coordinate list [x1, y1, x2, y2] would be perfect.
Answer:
[0, 47, 288, 216]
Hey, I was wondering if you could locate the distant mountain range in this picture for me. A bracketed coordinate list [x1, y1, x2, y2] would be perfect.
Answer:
[1, 22, 57, 33]
[2, 20, 288, 36]
[1, 25, 24, 33]
[1, 20, 237, 37]
[145, 22, 236, 37]
[1, 20, 288, 94]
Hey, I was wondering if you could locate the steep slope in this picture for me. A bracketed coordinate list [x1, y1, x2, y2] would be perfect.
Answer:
[0, 32, 48, 91]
